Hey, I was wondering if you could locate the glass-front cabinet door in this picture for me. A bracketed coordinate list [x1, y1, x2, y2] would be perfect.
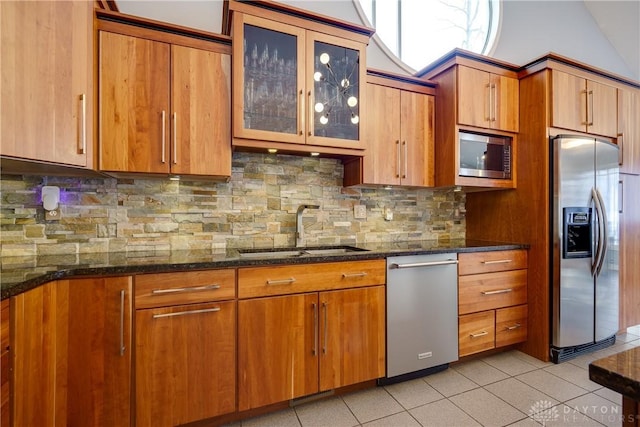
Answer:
[233, 14, 306, 144]
[306, 31, 364, 148]
[232, 13, 365, 149]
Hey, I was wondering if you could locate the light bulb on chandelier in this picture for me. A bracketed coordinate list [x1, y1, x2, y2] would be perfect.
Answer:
[351, 114, 359, 124]
[314, 71, 323, 82]
[319, 52, 330, 65]
[315, 102, 324, 113]
[320, 115, 329, 125]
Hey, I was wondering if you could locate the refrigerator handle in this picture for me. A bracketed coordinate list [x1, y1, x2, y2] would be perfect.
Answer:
[595, 188, 608, 276]
[590, 188, 603, 277]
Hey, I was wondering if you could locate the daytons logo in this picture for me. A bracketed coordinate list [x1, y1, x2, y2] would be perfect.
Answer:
[529, 400, 559, 426]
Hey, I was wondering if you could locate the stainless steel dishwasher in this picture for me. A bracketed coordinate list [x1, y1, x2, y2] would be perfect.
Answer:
[383, 253, 459, 383]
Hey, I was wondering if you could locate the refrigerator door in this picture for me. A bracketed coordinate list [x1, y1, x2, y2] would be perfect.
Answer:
[552, 136, 595, 348]
[594, 140, 619, 341]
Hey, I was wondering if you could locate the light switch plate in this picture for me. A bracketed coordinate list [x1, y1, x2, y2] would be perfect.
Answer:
[354, 205, 366, 219]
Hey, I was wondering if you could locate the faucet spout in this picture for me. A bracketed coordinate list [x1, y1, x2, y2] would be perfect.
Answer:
[296, 204, 320, 247]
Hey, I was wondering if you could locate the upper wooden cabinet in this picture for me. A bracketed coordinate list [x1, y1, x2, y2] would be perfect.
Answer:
[227, 0, 373, 156]
[11, 277, 132, 427]
[415, 50, 519, 189]
[457, 66, 519, 133]
[344, 71, 435, 187]
[551, 70, 618, 138]
[98, 17, 231, 178]
[618, 87, 640, 175]
[0, 0, 92, 167]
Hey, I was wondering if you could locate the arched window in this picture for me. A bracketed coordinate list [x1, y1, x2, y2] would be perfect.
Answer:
[355, 0, 500, 72]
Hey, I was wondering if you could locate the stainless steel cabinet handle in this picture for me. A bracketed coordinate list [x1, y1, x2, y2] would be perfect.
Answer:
[481, 259, 512, 265]
[119, 289, 126, 356]
[402, 140, 408, 179]
[322, 302, 328, 355]
[470, 331, 488, 338]
[582, 89, 589, 125]
[161, 110, 166, 163]
[266, 277, 296, 285]
[618, 133, 624, 166]
[486, 83, 492, 122]
[619, 180, 624, 214]
[308, 91, 313, 136]
[312, 302, 318, 356]
[172, 112, 177, 165]
[151, 284, 221, 295]
[342, 272, 367, 278]
[152, 307, 220, 319]
[298, 89, 303, 136]
[505, 323, 521, 331]
[588, 90, 594, 126]
[390, 259, 458, 269]
[481, 288, 513, 295]
[492, 83, 498, 122]
[396, 140, 401, 178]
[79, 94, 86, 154]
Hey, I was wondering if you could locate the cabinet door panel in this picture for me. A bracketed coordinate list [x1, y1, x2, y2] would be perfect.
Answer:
[620, 174, 640, 329]
[232, 14, 306, 144]
[401, 91, 434, 186]
[457, 66, 491, 129]
[171, 45, 231, 176]
[587, 80, 617, 138]
[12, 277, 132, 427]
[618, 89, 640, 174]
[1, 0, 91, 166]
[493, 74, 519, 132]
[319, 286, 385, 391]
[551, 70, 586, 133]
[99, 32, 170, 173]
[362, 83, 401, 185]
[136, 301, 236, 426]
[238, 294, 318, 410]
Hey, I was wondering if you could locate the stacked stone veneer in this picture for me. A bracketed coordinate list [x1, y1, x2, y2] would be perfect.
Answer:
[0, 152, 465, 257]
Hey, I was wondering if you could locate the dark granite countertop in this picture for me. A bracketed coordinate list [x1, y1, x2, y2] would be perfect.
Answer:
[589, 347, 640, 400]
[1, 239, 528, 300]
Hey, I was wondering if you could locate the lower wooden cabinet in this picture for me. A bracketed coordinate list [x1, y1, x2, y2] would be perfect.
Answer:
[135, 301, 236, 426]
[11, 277, 132, 427]
[1, 299, 9, 427]
[620, 173, 640, 329]
[458, 250, 529, 357]
[238, 285, 385, 411]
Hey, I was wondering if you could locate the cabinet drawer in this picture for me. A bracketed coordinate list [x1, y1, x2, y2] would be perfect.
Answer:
[458, 269, 527, 315]
[496, 304, 528, 347]
[458, 250, 527, 275]
[459, 311, 495, 357]
[238, 259, 386, 298]
[136, 269, 236, 309]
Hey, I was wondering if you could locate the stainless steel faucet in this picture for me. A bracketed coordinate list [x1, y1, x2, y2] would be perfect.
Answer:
[295, 204, 319, 247]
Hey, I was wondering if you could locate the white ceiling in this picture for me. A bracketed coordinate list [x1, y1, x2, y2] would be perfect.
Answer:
[584, 0, 640, 80]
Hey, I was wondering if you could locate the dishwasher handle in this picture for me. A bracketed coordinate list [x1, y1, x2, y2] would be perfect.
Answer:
[390, 259, 458, 269]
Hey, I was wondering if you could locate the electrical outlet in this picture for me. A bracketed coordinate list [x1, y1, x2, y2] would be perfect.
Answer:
[353, 205, 366, 219]
[45, 208, 61, 221]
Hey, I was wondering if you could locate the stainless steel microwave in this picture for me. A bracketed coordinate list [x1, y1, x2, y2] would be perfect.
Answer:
[459, 131, 512, 179]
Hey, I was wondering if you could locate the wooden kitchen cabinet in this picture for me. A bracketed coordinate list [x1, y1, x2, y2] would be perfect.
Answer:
[0, 0, 92, 167]
[344, 71, 435, 187]
[11, 277, 132, 427]
[134, 269, 237, 426]
[618, 87, 640, 175]
[457, 250, 528, 357]
[1, 300, 9, 427]
[457, 66, 519, 133]
[228, 1, 373, 155]
[415, 49, 519, 189]
[551, 70, 617, 138]
[619, 174, 640, 330]
[98, 21, 231, 178]
[237, 260, 385, 410]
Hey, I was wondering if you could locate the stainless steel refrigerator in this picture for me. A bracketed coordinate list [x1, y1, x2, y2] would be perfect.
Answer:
[550, 135, 619, 363]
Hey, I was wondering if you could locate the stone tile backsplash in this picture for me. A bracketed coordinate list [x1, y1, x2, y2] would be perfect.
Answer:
[0, 152, 465, 256]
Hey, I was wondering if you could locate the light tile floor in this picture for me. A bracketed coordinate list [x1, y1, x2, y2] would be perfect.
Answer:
[230, 327, 640, 427]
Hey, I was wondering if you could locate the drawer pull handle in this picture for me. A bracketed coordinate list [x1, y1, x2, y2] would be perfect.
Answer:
[119, 289, 126, 356]
[153, 307, 220, 319]
[151, 284, 221, 295]
[266, 277, 296, 285]
[312, 303, 318, 356]
[470, 331, 489, 338]
[342, 272, 367, 278]
[481, 288, 513, 295]
[506, 323, 521, 331]
[481, 259, 513, 265]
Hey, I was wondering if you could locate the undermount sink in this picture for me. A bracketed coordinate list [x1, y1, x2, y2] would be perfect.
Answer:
[237, 245, 368, 259]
